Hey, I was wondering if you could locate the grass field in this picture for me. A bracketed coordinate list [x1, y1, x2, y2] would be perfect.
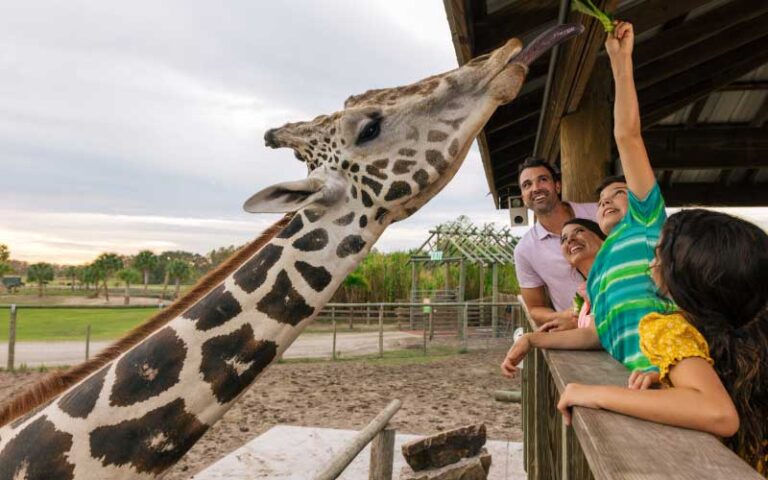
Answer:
[0, 307, 156, 341]
[0, 307, 400, 341]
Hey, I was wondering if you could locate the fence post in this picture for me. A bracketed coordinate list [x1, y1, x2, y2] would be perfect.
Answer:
[462, 303, 469, 351]
[369, 427, 396, 480]
[349, 306, 354, 331]
[85, 324, 91, 361]
[332, 306, 337, 361]
[422, 313, 428, 355]
[429, 310, 434, 341]
[8, 305, 17, 371]
[378, 304, 384, 358]
[366, 305, 371, 326]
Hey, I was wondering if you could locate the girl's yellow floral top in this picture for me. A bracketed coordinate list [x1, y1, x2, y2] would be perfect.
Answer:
[639, 312, 767, 477]
[638, 312, 713, 384]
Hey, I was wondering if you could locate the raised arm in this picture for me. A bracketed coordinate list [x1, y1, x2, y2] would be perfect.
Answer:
[606, 21, 656, 200]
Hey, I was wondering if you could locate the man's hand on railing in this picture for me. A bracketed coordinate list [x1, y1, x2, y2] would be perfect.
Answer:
[628, 370, 660, 389]
[501, 334, 531, 378]
[537, 310, 578, 332]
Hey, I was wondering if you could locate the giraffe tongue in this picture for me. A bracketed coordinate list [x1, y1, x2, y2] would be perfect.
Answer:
[511, 23, 584, 67]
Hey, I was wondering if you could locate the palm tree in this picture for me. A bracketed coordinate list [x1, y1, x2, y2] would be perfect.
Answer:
[167, 259, 191, 299]
[64, 266, 78, 291]
[93, 253, 123, 302]
[116, 268, 142, 305]
[27, 263, 54, 297]
[133, 250, 156, 294]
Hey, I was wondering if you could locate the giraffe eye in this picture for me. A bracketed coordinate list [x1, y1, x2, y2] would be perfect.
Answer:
[356, 118, 381, 145]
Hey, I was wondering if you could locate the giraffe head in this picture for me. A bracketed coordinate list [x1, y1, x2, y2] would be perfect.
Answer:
[245, 24, 583, 230]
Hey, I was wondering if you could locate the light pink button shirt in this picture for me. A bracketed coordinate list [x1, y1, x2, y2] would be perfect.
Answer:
[513, 202, 598, 312]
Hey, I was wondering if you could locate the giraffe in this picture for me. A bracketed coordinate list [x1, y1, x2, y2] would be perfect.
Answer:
[0, 23, 582, 479]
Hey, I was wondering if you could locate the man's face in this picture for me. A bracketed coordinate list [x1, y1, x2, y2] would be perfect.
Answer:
[597, 182, 628, 234]
[519, 166, 560, 215]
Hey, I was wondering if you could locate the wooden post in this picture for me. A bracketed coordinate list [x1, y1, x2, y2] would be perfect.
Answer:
[458, 259, 466, 302]
[443, 262, 450, 292]
[316, 399, 402, 480]
[366, 305, 371, 326]
[85, 324, 91, 361]
[378, 305, 384, 358]
[410, 262, 418, 330]
[422, 313, 428, 355]
[429, 310, 434, 341]
[332, 307, 337, 361]
[462, 303, 469, 351]
[7, 305, 17, 371]
[369, 428, 396, 480]
[492, 263, 499, 337]
[478, 264, 485, 325]
[349, 306, 354, 331]
[560, 59, 612, 202]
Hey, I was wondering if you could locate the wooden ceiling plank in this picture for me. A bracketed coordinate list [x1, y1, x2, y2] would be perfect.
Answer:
[662, 182, 768, 207]
[443, 0, 473, 65]
[616, 0, 711, 35]
[635, 13, 768, 91]
[644, 126, 768, 150]
[721, 80, 768, 91]
[632, 0, 768, 69]
[640, 35, 768, 126]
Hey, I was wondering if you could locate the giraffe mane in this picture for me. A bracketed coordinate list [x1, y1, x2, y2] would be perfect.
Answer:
[0, 213, 294, 428]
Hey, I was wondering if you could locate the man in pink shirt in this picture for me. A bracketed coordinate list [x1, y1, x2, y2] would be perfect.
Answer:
[513, 158, 598, 330]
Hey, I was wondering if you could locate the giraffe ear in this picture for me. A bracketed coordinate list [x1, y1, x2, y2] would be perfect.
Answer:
[243, 169, 347, 213]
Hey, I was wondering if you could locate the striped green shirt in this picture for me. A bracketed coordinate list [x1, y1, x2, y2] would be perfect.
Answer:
[587, 183, 675, 372]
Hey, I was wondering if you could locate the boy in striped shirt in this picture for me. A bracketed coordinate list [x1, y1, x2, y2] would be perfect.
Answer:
[502, 20, 671, 386]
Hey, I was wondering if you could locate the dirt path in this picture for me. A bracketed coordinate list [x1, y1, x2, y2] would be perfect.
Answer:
[0, 349, 521, 479]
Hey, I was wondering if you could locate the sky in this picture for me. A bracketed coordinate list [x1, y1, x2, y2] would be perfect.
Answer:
[1, 1, 766, 265]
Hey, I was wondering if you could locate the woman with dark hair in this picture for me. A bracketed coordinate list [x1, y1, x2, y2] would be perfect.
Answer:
[539, 218, 606, 332]
[557, 209, 768, 475]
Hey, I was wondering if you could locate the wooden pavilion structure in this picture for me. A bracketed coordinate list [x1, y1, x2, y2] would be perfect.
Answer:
[443, 0, 768, 208]
[441, 1, 767, 479]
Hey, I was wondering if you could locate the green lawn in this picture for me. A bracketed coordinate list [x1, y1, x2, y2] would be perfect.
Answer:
[0, 308, 156, 341]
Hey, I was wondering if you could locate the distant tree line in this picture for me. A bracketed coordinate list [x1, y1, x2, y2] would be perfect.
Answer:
[0, 217, 521, 304]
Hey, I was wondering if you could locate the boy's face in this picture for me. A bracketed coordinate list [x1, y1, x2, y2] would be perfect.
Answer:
[597, 182, 628, 234]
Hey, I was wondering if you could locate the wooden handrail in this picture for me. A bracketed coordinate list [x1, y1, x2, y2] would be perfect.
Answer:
[519, 305, 762, 479]
[315, 399, 402, 480]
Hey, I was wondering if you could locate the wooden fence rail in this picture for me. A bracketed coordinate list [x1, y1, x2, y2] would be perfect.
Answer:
[520, 307, 762, 479]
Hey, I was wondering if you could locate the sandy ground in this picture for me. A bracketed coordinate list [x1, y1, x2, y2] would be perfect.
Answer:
[0, 349, 521, 479]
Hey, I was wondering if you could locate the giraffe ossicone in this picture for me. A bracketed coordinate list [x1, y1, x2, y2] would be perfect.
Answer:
[0, 23, 582, 479]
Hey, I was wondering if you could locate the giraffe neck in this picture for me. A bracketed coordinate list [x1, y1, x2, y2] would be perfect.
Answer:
[0, 207, 381, 479]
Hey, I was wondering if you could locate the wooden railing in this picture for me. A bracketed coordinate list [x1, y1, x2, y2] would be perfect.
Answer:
[521, 313, 763, 479]
[315, 399, 401, 480]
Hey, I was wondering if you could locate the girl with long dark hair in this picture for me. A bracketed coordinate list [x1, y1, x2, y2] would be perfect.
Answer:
[557, 209, 768, 474]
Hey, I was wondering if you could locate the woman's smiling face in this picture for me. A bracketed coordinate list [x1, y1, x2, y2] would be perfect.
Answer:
[560, 223, 604, 269]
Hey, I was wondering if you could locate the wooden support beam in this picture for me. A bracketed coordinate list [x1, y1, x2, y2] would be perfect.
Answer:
[560, 60, 612, 202]
[721, 80, 768, 92]
[644, 126, 768, 151]
[662, 183, 768, 207]
[632, 0, 768, 69]
[488, 115, 539, 153]
[636, 13, 768, 91]
[535, 0, 617, 163]
[641, 34, 768, 126]
[751, 96, 768, 128]
[685, 97, 708, 128]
